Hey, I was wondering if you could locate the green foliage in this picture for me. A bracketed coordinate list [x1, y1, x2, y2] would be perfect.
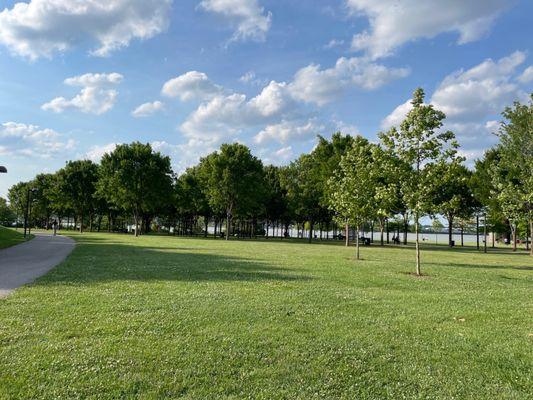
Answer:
[0, 197, 16, 225]
[98, 142, 173, 235]
[198, 143, 264, 239]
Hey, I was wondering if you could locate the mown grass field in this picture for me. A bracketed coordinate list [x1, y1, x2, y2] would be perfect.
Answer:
[0, 232, 531, 399]
[0, 226, 32, 249]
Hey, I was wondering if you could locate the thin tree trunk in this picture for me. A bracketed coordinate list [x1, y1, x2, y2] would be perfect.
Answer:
[448, 215, 453, 247]
[79, 208, 84, 234]
[225, 211, 230, 241]
[345, 222, 349, 247]
[386, 218, 390, 244]
[461, 227, 464, 247]
[512, 224, 517, 251]
[476, 215, 480, 250]
[529, 219, 533, 256]
[415, 213, 421, 276]
[355, 224, 360, 260]
[484, 214, 487, 254]
[308, 221, 313, 243]
[380, 219, 384, 246]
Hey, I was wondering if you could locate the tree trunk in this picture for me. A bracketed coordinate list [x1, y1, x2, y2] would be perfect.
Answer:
[79, 208, 84, 234]
[415, 213, 421, 276]
[512, 224, 517, 251]
[386, 218, 390, 244]
[484, 214, 487, 254]
[225, 211, 230, 241]
[448, 215, 453, 247]
[355, 224, 360, 260]
[461, 227, 464, 247]
[380, 219, 384, 246]
[403, 215, 408, 245]
[308, 221, 313, 243]
[475, 215, 480, 250]
[204, 217, 209, 238]
[529, 219, 533, 256]
[370, 221, 374, 244]
[345, 223, 349, 247]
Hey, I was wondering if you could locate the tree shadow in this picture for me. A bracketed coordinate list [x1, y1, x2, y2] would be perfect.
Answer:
[36, 236, 312, 286]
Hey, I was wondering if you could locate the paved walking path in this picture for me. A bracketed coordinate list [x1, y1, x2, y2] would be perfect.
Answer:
[0, 233, 75, 298]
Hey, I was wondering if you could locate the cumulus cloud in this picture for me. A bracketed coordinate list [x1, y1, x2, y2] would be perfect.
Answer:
[131, 101, 164, 118]
[431, 51, 526, 121]
[346, 0, 511, 59]
[0, 121, 75, 158]
[380, 52, 529, 160]
[254, 120, 324, 145]
[518, 66, 533, 84]
[199, 0, 271, 42]
[161, 71, 223, 101]
[288, 57, 410, 106]
[84, 143, 119, 162]
[0, 0, 172, 60]
[42, 72, 123, 115]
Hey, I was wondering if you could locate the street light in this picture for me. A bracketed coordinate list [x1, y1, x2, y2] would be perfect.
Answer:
[23, 187, 37, 238]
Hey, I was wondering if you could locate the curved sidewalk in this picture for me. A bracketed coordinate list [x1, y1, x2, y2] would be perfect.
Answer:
[0, 233, 75, 298]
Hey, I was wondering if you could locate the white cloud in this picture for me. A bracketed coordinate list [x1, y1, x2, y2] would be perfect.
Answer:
[240, 71, 256, 83]
[131, 101, 164, 118]
[254, 120, 323, 145]
[0, 122, 75, 158]
[518, 66, 533, 83]
[42, 72, 123, 115]
[199, 0, 271, 42]
[380, 99, 412, 130]
[431, 51, 526, 121]
[0, 0, 172, 60]
[380, 52, 529, 160]
[84, 143, 118, 162]
[288, 57, 410, 106]
[346, 0, 511, 59]
[161, 71, 223, 101]
[324, 39, 345, 50]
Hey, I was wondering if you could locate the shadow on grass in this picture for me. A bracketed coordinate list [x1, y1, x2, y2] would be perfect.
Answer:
[37, 235, 312, 285]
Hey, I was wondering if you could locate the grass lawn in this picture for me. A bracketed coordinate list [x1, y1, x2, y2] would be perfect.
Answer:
[0, 233, 531, 399]
[0, 226, 32, 249]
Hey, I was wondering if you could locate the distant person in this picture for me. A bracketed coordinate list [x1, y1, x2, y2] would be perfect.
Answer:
[52, 220, 58, 236]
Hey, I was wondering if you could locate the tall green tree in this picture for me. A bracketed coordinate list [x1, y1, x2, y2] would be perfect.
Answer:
[98, 142, 173, 237]
[495, 95, 533, 255]
[379, 88, 458, 275]
[328, 136, 377, 259]
[431, 160, 476, 246]
[58, 160, 99, 233]
[199, 143, 264, 240]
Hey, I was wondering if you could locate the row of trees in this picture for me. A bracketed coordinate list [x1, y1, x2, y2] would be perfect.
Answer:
[4, 88, 532, 274]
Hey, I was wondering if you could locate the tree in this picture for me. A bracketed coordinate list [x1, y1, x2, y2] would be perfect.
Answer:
[379, 88, 458, 275]
[8, 181, 30, 227]
[199, 143, 264, 240]
[98, 142, 173, 237]
[57, 160, 99, 233]
[328, 136, 377, 260]
[262, 165, 288, 238]
[431, 160, 476, 247]
[496, 95, 533, 255]
[0, 197, 16, 225]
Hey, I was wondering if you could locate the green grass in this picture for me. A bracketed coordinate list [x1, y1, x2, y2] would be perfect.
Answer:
[0, 233, 531, 399]
[0, 226, 32, 249]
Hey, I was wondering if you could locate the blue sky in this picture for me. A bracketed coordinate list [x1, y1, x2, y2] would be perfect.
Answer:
[1, 0, 533, 197]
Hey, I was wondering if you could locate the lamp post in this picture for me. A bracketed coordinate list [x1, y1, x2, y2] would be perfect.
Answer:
[23, 187, 37, 238]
